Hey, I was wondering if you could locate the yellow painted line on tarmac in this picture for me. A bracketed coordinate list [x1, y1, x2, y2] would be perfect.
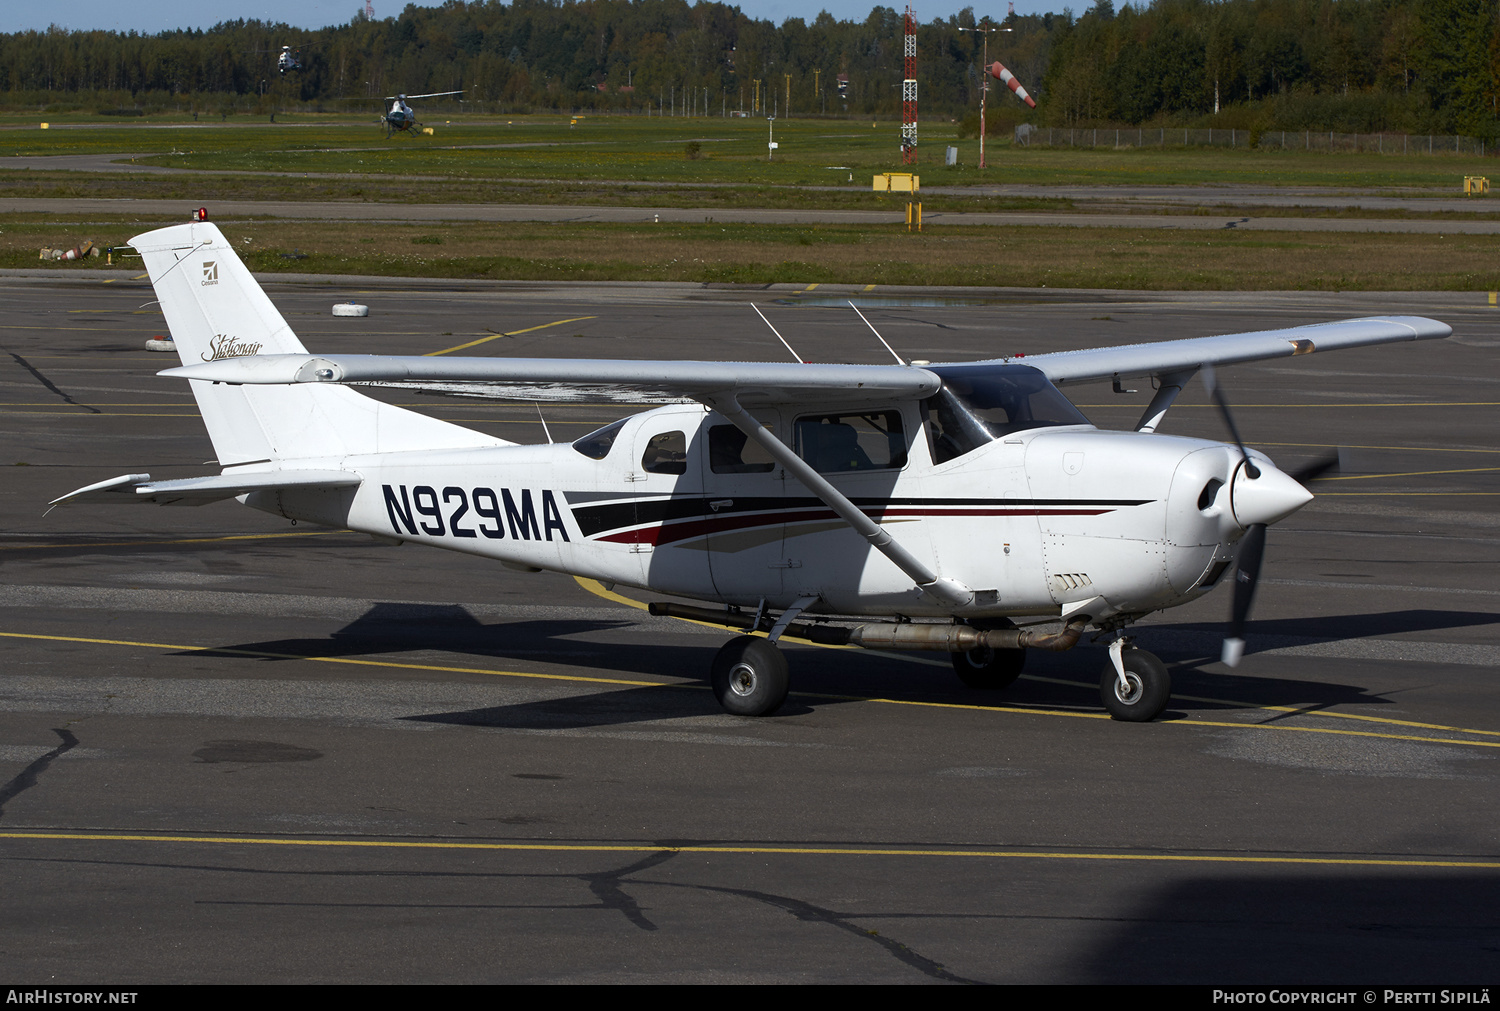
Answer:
[863, 284, 877, 291]
[425, 315, 598, 356]
[1131, 402, 1500, 409]
[1321, 466, 1500, 482]
[571, 579, 1500, 744]
[0, 408, 199, 414]
[0, 631, 662, 688]
[1260, 441, 1500, 455]
[5, 625, 1500, 747]
[575, 577, 648, 611]
[1, 403, 194, 407]
[0, 326, 126, 332]
[0, 530, 344, 552]
[0, 830, 1496, 870]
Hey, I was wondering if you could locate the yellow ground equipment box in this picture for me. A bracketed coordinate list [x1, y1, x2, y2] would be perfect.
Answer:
[873, 173, 920, 193]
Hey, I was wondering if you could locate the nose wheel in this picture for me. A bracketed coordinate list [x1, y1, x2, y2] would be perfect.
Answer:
[1100, 643, 1171, 722]
[711, 635, 790, 716]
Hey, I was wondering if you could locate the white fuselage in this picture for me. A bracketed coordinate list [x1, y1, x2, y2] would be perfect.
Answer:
[251, 402, 1258, 622]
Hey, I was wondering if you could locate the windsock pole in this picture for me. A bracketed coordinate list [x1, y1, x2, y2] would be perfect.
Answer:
[987, 61, 1036, 109]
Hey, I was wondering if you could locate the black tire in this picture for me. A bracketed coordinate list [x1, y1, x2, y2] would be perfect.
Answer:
[711, 635, 790, 716]
[950, 644, 1026, 690]
[1099, 648, 1171, 722]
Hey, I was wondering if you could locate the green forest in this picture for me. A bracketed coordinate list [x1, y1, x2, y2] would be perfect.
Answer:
[2, 0, 1497, 137]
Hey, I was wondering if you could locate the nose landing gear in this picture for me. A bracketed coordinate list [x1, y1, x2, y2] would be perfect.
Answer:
[1100, 639, 1171, 722]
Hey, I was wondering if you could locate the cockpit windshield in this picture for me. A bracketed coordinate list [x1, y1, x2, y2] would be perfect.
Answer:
[922, 364, 1091, 464]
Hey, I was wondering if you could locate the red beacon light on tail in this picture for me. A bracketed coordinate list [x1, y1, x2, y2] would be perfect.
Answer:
[191, 207, 209, 222]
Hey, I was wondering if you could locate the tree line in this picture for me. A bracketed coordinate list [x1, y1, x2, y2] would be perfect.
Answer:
[1, 0, 1495, 137]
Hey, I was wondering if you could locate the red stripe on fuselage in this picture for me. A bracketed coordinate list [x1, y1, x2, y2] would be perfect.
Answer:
[595, 506, 1117, 546]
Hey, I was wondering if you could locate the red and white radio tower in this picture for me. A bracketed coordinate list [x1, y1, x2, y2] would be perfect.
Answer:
[365, 1, 375, 18]
[901, 6, 918, 164]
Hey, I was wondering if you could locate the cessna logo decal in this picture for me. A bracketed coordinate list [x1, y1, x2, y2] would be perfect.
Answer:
[200, 334, 264, 362]
[383, 484, 570, 542]
[201, 261, 218, 286]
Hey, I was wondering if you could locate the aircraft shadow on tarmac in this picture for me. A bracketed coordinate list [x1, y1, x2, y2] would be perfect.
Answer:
[1166, 608, 1500, 645]
[1075, 873, 1500, 984]
[164, 602, 1500, 728]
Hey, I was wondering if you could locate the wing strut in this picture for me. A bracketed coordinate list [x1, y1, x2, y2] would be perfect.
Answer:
[710, 396, 973, 607]
[1135, 368, 1197, 433]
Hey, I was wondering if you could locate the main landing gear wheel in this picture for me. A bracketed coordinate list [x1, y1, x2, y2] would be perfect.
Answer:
[951, 644, 1026, 690]
[1099, 648, 1171, 722]
[711, 635, 790, 716]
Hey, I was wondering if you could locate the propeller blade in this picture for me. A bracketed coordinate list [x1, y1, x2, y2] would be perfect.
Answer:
[1222, 522, 1266, 667]
[1289, 453, 1339, 486]
[1200, 364, 1259, 479]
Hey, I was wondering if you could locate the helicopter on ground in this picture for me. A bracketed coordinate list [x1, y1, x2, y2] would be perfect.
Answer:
[378, 92, 465, 136]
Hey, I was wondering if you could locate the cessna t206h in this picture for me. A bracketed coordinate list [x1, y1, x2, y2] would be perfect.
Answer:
[53, 222, 1452, 722]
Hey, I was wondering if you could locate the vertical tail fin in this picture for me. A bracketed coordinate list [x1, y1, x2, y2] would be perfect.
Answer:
[131, 222, 505, 466]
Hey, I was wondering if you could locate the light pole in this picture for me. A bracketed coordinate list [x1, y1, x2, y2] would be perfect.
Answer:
[767, 115, 776, 160]
[958, 21, 1011, 169]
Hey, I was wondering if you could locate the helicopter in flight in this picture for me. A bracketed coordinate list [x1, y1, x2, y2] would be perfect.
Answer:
[249, 44, 310, 75]
[379, 91, 465, 136]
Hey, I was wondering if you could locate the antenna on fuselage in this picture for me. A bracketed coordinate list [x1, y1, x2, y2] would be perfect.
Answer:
[848, 300, 905, 365]
[751, 304, 804, 364]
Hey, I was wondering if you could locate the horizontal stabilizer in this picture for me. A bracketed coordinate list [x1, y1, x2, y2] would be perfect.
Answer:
[49, 470, 362, 509]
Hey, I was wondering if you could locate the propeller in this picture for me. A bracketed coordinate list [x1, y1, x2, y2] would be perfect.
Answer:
[1202, 366, 1337, 667]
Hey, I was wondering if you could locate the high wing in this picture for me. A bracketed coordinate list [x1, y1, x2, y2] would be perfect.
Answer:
[1000, 315, 1451, 386]
[49, 470, 362, 509]
[161, 315, 1450, 404]
[161, 356, 944, 407]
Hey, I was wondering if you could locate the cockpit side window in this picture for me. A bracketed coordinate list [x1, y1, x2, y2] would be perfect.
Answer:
[794, 411, 907, 473]
[922, 365, 1090, 464]
[572, 418, 628, 460]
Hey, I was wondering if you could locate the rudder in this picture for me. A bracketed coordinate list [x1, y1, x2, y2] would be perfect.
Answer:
[132, 222, 504, 466]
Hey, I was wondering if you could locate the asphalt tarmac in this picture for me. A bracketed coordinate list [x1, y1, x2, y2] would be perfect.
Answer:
[2, 274, 1498, 983]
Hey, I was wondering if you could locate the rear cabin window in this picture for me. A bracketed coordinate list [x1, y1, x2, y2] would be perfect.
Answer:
[641, 431, 688, 475]
[794, 411, 907, 473]
[708, 424, 776, 474]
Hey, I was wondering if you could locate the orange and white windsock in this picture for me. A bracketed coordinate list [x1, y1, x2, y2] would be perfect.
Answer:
[987, 61, 1036, 108]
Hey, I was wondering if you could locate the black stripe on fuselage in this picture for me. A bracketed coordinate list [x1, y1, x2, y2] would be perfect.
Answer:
[564, 493, 1153, 537]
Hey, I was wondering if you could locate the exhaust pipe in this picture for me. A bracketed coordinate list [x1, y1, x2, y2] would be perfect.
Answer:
[647, 602, 1087, 653]
[845, 619, 1086, 653]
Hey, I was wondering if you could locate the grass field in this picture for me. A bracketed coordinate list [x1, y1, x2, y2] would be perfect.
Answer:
[5, 113, 1500, 289]
[3, 113, 1495, 188]
[8, 218, 1500, 291]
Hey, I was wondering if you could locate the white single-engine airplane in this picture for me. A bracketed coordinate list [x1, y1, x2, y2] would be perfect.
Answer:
[53, 222, 1452, 722]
